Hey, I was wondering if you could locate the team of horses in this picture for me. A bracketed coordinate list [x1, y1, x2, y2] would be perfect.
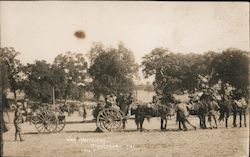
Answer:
[114, 90, 248, 132]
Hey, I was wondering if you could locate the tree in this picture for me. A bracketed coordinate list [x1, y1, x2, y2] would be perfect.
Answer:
[211, 48, 249, 97]
[53, 51, 88, 101]
[88, 42, 138, 100]
[0, 47, 24, 101]
[144, 81, 154, 93]
[23, 60, 54, 103]
[141, 48, 216, 94]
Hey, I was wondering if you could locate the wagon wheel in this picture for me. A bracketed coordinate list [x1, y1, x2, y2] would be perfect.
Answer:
[96, 108, 124, 132]
[56, 112, 66, 132]
[49, 108, 66, 133]
[34, 110, 58, 133]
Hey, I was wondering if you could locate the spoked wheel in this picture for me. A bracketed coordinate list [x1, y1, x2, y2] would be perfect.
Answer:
[50, 109, 66, 133]
[56, 113, 66, 132]
[96, 108, 124, 132]
[34, 110, 58, 133]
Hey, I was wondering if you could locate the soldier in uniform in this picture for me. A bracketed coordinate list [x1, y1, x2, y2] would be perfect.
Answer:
[223, 83, 232, 101]
[105, 94, 118, 109]
[105, 95, 112, 108]
[176, 99, 196, 131]
[14, 102, 24, 141]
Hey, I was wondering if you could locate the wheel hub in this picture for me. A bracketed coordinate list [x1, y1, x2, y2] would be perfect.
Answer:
[107, 116, 113, 123]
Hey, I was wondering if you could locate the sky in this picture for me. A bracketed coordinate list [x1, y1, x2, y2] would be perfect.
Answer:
[0, 1, 249, 82]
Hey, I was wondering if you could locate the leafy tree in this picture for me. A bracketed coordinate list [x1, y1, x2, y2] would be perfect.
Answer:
[88, 42, 138, 100]
[211, 48, 249, 97]
[53, 51, 88, 101]
[0, 47, 24, 100]
[23, 60, 54, 103]
[144, 81, 154, 93]
[142, 48, 216, 94]
[50, 65, 67, 100]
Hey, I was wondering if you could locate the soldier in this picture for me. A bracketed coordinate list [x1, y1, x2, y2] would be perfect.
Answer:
[14, 102, 24, 141]
[105, 94, 118, 108]
[189, 91, 199, 105]
[223, 83, 232, 100]
[105, 95, 112, 108]
[176, 99, 196, 131]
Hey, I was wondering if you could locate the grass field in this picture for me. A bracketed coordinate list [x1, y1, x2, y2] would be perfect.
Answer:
[3, 108, 249, 157]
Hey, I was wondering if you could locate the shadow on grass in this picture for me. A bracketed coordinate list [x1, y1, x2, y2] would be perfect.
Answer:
[23, 132, 38, 135]
[23, 127, 199, 135]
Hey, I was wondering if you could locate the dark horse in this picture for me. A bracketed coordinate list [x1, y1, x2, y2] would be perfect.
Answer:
[189, 99, 207, 129]
[116, 93, 134, 129]
[131, 98, 175, 132]
[233, 97, 248, 127]
[188, 90, 220, 129]
[218, 94, 248, 128]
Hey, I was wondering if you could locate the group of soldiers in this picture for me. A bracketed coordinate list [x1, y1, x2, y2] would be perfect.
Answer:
[93, 92, 134, 119]
[3, 83, 248, 140]
[104, 92, 134, 108]
[148, 80, 248, 130]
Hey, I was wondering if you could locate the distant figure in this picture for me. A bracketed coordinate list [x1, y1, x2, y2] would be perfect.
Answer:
[14, 102, 24, 141]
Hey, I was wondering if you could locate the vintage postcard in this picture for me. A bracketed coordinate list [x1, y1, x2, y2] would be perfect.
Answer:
[0, 1, 249, 157]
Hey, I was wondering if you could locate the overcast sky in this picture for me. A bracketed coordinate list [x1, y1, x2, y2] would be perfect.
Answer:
[1, 1, 249, 66]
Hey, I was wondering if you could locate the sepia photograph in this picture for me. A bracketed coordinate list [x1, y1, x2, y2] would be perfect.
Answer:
[0, 1, 249, 157]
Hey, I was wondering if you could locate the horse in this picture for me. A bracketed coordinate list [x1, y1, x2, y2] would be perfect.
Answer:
[219, 95, 248, 128]
[188, 90, 220, 129]
[176, 102, 197, 131]
[234, 97, 248, 127]
[188, 96, 208, 129]
[116, 94, 133, 129]
[218, 95, 240, 128]
[131, 100, 174, 132]
[159, 94, 176, 130]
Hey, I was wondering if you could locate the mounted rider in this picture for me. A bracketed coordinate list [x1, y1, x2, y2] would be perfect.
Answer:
[189, 89, 200, 105]
[200, 88, 214, 108]
[220, 83, 234, 112]
[232, 89, 248, 109]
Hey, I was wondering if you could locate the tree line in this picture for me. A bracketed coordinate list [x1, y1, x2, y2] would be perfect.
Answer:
[1, 43, 249, 105]
[142, 47, 249, 97]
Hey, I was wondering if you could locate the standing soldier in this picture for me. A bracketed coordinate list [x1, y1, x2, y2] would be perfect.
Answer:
[14, 102, 24, 141]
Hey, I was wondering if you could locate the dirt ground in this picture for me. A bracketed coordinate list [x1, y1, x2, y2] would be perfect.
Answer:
[3, 110, 249, 157]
